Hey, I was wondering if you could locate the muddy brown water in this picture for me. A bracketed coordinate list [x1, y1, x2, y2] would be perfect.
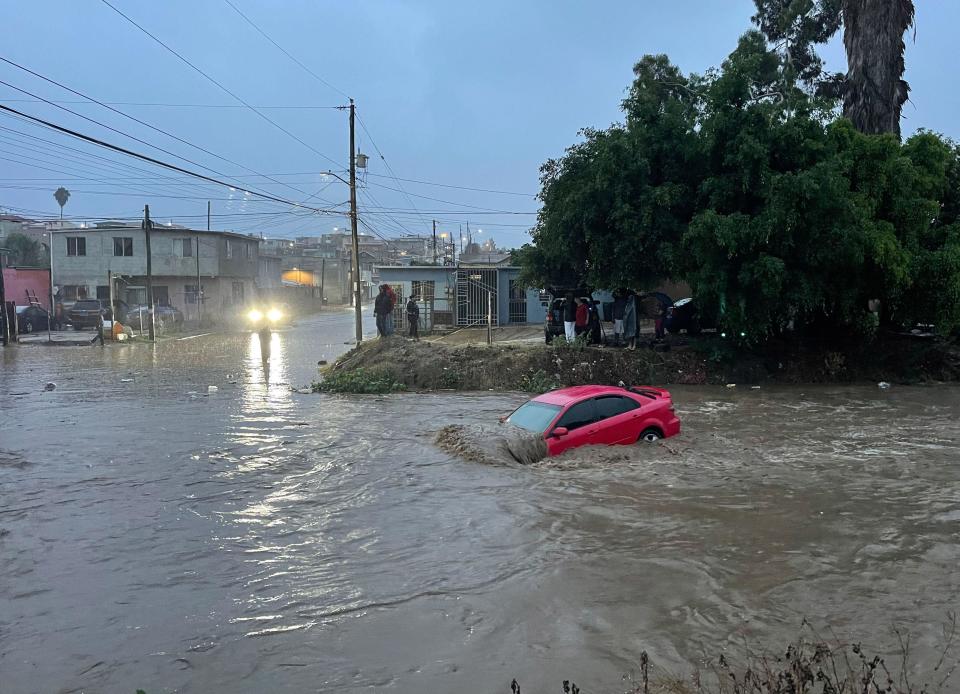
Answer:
[1, 311, 959, 693]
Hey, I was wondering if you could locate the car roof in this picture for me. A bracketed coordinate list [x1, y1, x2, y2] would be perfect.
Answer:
[532, 385, 634, 405]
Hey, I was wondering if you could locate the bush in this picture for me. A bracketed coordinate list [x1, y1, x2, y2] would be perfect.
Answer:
[519, 369, 561, 393]
[312, 367, 406, 394]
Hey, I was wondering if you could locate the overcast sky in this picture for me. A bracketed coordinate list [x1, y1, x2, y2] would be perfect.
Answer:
[2, 1, 956, 248]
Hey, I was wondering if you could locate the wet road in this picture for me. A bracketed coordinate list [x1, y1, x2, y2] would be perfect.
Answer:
[1, 310, 959, 693]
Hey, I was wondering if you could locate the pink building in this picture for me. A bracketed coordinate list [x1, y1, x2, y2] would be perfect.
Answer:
[2, 267, 51, 308]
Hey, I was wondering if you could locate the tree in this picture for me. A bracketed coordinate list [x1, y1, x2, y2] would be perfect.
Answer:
[53, 187, 70, 219]
[517, 55, 702, 290]
[752, 0, 915, 136]
[1, 232, 47, 267]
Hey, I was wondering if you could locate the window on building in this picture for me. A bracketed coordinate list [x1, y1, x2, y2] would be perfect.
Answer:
[184, 284, 204, 305]
[226, 239, 233, 259]
[245, 243, 253, 259]
[178, 238, 193, 257]
[96, 285, 110, 300]
[411, 280, 435, 300]
[153, 286, 170, 306]
[66, 237, 86, 256]
[62, 285, 88, 301]
[113, 237, 133, 256]
[232, 281, 244, 303]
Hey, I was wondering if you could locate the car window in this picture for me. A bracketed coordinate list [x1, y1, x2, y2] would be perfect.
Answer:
[74, 300, 100, 309]
[556, 400, 596, 430]
[507, 401, 562, 433]
[593, 396, 639, 421]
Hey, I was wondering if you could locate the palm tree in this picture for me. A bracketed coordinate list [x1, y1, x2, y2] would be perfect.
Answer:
[53, 187, 70, 220]
[753, 0, 915, 137]
[842, 0, 915, 137]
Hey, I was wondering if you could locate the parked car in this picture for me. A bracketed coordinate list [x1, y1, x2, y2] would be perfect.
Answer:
[126, 304, 185, 331]
[664, 297, 714, 335]
[15, 305, 49, 333]
[504, 384, 681, 456]
[68, 299, 129, 330]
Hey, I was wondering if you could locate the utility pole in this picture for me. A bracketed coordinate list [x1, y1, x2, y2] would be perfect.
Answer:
[47, 229, 54, 342]
[207, 200, 211, 231]
[195, 236, 202, 326]
[487, 290, 493, 345]
[349, 98, 362, 344]
[108, 269, 114, 340]
[432, 219, 437, 264]
[143, 204, 155, 341]
[320, 257, 326, 308]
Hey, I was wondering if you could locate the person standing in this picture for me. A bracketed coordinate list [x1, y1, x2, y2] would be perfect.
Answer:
[654, 299, 667, 341]
[623, 290, 638, 350]
[384, 284, 396, 336]
[611, 290, 626, 346]
[562, 292, 576, 342]
[574, 297, 589, 339]
[406, 295, 420, 341]
[374, 285, 392, 338]
[90, 310, 105, 346]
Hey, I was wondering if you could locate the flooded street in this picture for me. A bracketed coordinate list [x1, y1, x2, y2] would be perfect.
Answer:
[2, 311, 959, 693]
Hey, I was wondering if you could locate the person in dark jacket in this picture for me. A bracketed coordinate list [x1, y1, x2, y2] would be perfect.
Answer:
[654, 300, 667, 341]
[374, 285, 392, 338]
[406, 296, 420, 341]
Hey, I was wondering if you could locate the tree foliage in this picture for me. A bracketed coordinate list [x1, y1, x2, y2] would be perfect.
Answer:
[1, 232, 47, 267]
[520, 29, 960, 345]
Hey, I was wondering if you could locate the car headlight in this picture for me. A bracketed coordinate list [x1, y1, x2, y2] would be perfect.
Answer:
[247, 309, 263, 322]
[266, 308, 282, 323]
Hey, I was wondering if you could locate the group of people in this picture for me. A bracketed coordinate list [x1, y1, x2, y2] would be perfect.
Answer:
[561, 293, 603, 345]
[374, 284, 421, 341]
[608, 289, 667, 350]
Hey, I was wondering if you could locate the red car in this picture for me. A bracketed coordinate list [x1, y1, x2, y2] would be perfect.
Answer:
[504, 385, 681, 456]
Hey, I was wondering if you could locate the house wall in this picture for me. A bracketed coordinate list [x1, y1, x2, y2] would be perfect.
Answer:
[2, 267, 51, 308]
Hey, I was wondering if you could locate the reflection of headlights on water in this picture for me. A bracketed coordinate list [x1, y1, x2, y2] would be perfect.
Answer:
[247, 309, 263, 322]
[266, 308, 283, 323]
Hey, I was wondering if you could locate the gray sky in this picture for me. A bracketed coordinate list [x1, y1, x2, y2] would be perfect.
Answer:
[1, 1, 955, 248]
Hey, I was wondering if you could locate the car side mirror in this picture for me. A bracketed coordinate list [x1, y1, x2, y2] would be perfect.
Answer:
[552, 427, 569, 438]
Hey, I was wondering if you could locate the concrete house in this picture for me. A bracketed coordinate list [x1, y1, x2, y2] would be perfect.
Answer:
[54, 223, 260, 321]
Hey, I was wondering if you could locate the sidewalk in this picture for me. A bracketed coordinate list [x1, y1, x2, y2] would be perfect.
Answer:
[17, 329, 99, 345]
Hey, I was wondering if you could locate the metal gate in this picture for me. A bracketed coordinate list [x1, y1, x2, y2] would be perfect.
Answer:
[456, 268, 498, 327]
[508, 280, 527, 324]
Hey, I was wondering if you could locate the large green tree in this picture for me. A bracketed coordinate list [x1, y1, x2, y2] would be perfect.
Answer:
[517, 56, 701, 290]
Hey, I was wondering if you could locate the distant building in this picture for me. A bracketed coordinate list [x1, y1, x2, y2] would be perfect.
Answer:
[53, 223, 260, 321]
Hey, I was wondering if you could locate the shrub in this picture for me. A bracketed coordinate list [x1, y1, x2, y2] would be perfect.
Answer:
[312, 367, 406, 394]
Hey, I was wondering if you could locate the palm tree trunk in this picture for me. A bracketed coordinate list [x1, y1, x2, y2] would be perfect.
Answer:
[842, 0, 915, 137]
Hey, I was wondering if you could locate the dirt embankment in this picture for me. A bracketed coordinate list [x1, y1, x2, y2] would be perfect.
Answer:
[324, 336, 960, 391]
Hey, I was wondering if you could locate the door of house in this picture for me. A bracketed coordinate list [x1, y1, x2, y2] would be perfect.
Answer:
[508, 280, 527, 324]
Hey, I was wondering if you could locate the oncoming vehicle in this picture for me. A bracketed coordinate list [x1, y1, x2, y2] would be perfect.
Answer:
[247, 305, 285, 360]
[504, 384, 681, 456]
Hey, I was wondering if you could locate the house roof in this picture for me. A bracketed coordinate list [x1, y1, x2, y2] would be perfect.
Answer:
[59, 226, 260, 243]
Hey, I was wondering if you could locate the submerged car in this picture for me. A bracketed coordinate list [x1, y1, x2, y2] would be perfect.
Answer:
[15, 304, 49, 333]
[504, 384, 681, 456]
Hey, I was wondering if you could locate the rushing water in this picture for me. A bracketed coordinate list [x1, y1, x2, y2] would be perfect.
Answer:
[1, 311, 959, 693]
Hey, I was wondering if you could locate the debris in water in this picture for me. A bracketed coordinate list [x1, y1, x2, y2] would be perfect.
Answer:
[751, 385, 761, 390]
[318, 360, 328, 366]
[121, 378, 133, 383]
[43, 382, 56, 391]
[726, 383, 737, 388]
[878, 381, 891, 389]
[296, 388, 311, 394]
[207, 385, 219, 394]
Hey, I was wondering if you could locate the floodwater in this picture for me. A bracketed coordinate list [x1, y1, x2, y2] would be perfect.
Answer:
[1, 310, 959, 693]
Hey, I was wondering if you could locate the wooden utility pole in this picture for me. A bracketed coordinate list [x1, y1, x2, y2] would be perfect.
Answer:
[487, 290, 493, 345]
[207, 200, 211, 231]
[108, 269, 114, 340]
[143, 205, 155, 341]
[47, 229, 54, 342]
[320, 258, 326, 307]
[349, 99, 362, 344]
[432, 219, 437, 264]
[195, 236, 202, 325]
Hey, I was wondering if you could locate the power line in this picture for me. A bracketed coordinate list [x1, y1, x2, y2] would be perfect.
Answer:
[364, 172, 535, 197]
[365, 179, 538, 213]
[0, 98, 344, 109]
[0, 103, 339, 214]
[0, 56, 333, 203]
[97, 0, 345, 170]
[221, 0, 351, 101]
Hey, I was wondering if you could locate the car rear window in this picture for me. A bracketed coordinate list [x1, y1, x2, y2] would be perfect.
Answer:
[507, 401, 561, 433]
[73, 300, 100, 309]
